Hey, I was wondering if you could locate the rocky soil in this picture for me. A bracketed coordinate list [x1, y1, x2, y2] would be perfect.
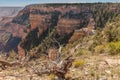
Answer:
[0, 54, 120, 80]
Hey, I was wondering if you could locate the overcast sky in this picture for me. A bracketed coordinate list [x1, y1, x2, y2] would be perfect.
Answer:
[0, 0, 120, 7]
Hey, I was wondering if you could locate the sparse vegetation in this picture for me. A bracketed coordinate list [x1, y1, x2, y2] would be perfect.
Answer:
[73, 59, 86, 68]
[95, 45, 106, 53]
[1, 3, 120, 80]
[48, 74, 56, 80]
[75, 49, 90, 56]
[108, 41, 120, 55]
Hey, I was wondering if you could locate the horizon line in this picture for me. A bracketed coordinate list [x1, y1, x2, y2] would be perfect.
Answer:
[0, 2, 120, 7]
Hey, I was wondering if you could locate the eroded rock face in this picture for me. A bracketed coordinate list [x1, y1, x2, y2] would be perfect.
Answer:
[0, 20, 25, 52]
[57, 18, 81, 35]
[18, 45, 26, 60]
[0, 30, 22, 52]
[0, 30, 12, 52]
[69, 18, 95, 43]
[0, 7, 23, 52]
[11, 3, 120, 57]
[13, 4, 92, 50]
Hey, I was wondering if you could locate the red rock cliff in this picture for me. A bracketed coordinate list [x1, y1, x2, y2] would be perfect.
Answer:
[10, 4, 120, 58]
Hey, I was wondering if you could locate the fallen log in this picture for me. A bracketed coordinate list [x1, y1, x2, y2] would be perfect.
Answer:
[0, 60, 21, 70]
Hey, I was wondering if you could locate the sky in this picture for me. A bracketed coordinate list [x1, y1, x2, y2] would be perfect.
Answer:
[0, 0, 120, 7]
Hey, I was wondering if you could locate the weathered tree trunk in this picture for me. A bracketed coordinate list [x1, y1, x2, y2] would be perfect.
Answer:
[34, 55, 74, 80]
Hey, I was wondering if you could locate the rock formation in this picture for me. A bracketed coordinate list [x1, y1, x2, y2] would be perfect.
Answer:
[0, 3, 120, 57]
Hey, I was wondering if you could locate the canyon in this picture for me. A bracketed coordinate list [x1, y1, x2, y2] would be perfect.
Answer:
[0, 3, 120, 55]
[0, 7, 22, 52]
[0, 3, 120, 80]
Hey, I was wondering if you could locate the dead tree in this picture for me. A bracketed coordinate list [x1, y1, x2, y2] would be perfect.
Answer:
[34, 55, 74, 80]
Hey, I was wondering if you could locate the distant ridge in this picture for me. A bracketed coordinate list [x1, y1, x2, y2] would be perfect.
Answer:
[0, 7, 22, 17]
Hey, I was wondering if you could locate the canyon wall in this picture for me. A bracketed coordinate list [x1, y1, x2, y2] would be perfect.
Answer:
[0, 3, 120, 54]
[0, 7, 22, 52]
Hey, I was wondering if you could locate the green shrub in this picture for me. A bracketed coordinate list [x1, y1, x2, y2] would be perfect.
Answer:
[108, 41, 120, 55]
[48, 74, 55, 80]
[73, 60, 86, 68]
[95, 45, 105, 53]
[94, 41, 120, 55]
[104, 15, 120, 42]
[61, 47, 67, 53]
[75, 49, 90, 56]
[89, 15, 120, 54]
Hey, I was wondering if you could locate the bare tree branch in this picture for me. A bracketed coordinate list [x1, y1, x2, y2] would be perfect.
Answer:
[34, 55, 74, 79]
